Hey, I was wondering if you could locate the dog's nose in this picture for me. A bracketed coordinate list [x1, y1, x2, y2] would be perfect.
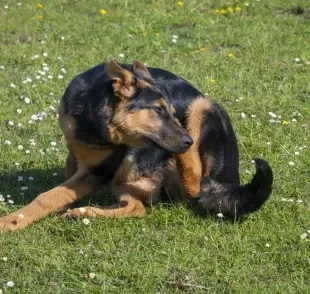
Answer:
[181, 135, 193, 147]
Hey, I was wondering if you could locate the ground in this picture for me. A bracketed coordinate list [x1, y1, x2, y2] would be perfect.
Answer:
[0, 0, 309, 293]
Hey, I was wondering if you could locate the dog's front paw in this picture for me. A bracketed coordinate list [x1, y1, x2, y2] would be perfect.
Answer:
[0, 213, 28, 232]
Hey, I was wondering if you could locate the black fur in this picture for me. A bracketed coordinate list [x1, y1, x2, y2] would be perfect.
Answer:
[198, 158, 273, 217]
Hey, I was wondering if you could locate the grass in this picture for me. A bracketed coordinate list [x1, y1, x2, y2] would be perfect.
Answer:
[0, 0, 309, 292]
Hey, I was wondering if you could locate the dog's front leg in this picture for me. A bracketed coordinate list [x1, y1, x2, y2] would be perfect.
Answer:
[0, 168, 97, 231]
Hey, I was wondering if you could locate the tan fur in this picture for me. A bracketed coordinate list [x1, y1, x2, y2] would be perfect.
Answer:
[59, 101, 113, 169]
[0, 169, 97, 231]
[176, 96, 213, 198]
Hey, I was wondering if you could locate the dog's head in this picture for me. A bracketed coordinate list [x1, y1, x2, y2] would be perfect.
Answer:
[106, 59, 193, 153]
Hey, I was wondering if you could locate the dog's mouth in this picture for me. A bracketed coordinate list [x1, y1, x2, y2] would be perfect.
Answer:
[144, 135, 193, 153]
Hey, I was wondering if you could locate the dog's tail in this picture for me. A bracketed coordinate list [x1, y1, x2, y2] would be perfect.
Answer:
[197, 158, 273, 217]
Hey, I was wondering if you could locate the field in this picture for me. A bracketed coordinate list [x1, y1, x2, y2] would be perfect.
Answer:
[0, 0, 309, 293]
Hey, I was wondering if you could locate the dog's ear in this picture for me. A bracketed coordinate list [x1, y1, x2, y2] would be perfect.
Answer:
[132, 60, 153, 84]
[106, 59, 136, 99]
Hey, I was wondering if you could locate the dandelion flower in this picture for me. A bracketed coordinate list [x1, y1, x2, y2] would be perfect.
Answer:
[37, 3, 43, 9]
[227, 7, 233, 13]
[235, 7, 242, 12]
[228, 53, 234, 58]
[282, 120, 289, 126]
[100, 9, 107, 15]
[38, 15, 43, 20]
[200, 48, 206, 52]
[209, 79, 216, 84]
[177, 1, 184, 7]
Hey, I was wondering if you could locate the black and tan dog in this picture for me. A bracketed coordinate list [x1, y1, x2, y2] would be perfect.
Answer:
[0, 60, 273, 231]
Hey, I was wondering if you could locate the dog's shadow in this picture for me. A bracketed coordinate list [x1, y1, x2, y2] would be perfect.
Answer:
[0, 167, 244, 224]
[0, 167, 116, 213]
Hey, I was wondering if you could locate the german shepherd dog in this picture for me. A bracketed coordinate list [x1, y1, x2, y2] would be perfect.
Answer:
[0, 60, 273, 231]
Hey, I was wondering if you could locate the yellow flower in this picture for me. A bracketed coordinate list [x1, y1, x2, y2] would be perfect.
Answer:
[177, 1, 184, 6]
[220, 9, 227, 14]
[37, 15, 43, 20]
[228, 53, 234, 58]
[37, 3, 43, 9]
[155, 33, 160, 37]
[210, 79, 216, 84]
[200, 48, 206, 52]
[100, 9, 107, 15]
[235, 7, 242, 12]
[282, 120, 289, 126]
[227, 7, 233, 13]
[215, 9, 220, 13]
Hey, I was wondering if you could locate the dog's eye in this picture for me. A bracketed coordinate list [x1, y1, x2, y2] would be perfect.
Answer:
[153, 106, 164, 114]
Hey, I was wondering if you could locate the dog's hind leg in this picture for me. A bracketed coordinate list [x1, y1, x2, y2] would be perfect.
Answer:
[0, 169, 98, 231]
[175, 97, 213, 198]
[61, 176, 162, 219]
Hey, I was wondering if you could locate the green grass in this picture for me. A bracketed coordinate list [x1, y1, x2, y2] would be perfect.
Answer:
[1, 0, 310, 292]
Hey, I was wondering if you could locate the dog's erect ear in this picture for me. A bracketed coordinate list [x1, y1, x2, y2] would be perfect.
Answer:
[106, 59, 136, 99]
[132, 60, 153, 85]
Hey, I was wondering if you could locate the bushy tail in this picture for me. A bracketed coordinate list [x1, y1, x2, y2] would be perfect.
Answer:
[197, 158, 273, 218]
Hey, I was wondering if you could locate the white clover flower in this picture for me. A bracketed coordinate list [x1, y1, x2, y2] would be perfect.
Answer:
[119, 53, 125, 58]
[58, 74, 64, 79]
[127, 34, 132, 38]
[295, 58, 300, 63]
[2, 257, 8, 261]
[216, 213, 224, 218]
[300, 233, 308, 240]
[43, 52, 48, 57]
[288, 161, 295, 166]
[89, 272, 96, 279]
[20, 187, 28, 191]
[53, 173, 58, 176]
[0, 65, 5, 70]
[10, 83, 16, 88]
[51, 142, 57, 146]
[61, 36, 65, 40]
[17, 109, 22, 114]
[241, 112, 246, 118]
[82, 218, 90, 225]
[25, 150, 30, 154]
[172, 39, 177, 43]
[8, 200, 14, 204]
[24, 97, 31, 104]
[4, 140, 11, 145]
[265, 243, 270, 247]
[8, 121, 14, 126]
[43, 66, 49, 71]
[7, 281, 14, 287]
[268, 112, 277, 118]
[60, 68, 67, 73]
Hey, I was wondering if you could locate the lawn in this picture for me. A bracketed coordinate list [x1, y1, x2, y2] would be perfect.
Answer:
[0, 0, 309, 293]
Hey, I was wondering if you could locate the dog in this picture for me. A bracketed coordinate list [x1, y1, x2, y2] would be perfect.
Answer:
[0, 59, 273, 231]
